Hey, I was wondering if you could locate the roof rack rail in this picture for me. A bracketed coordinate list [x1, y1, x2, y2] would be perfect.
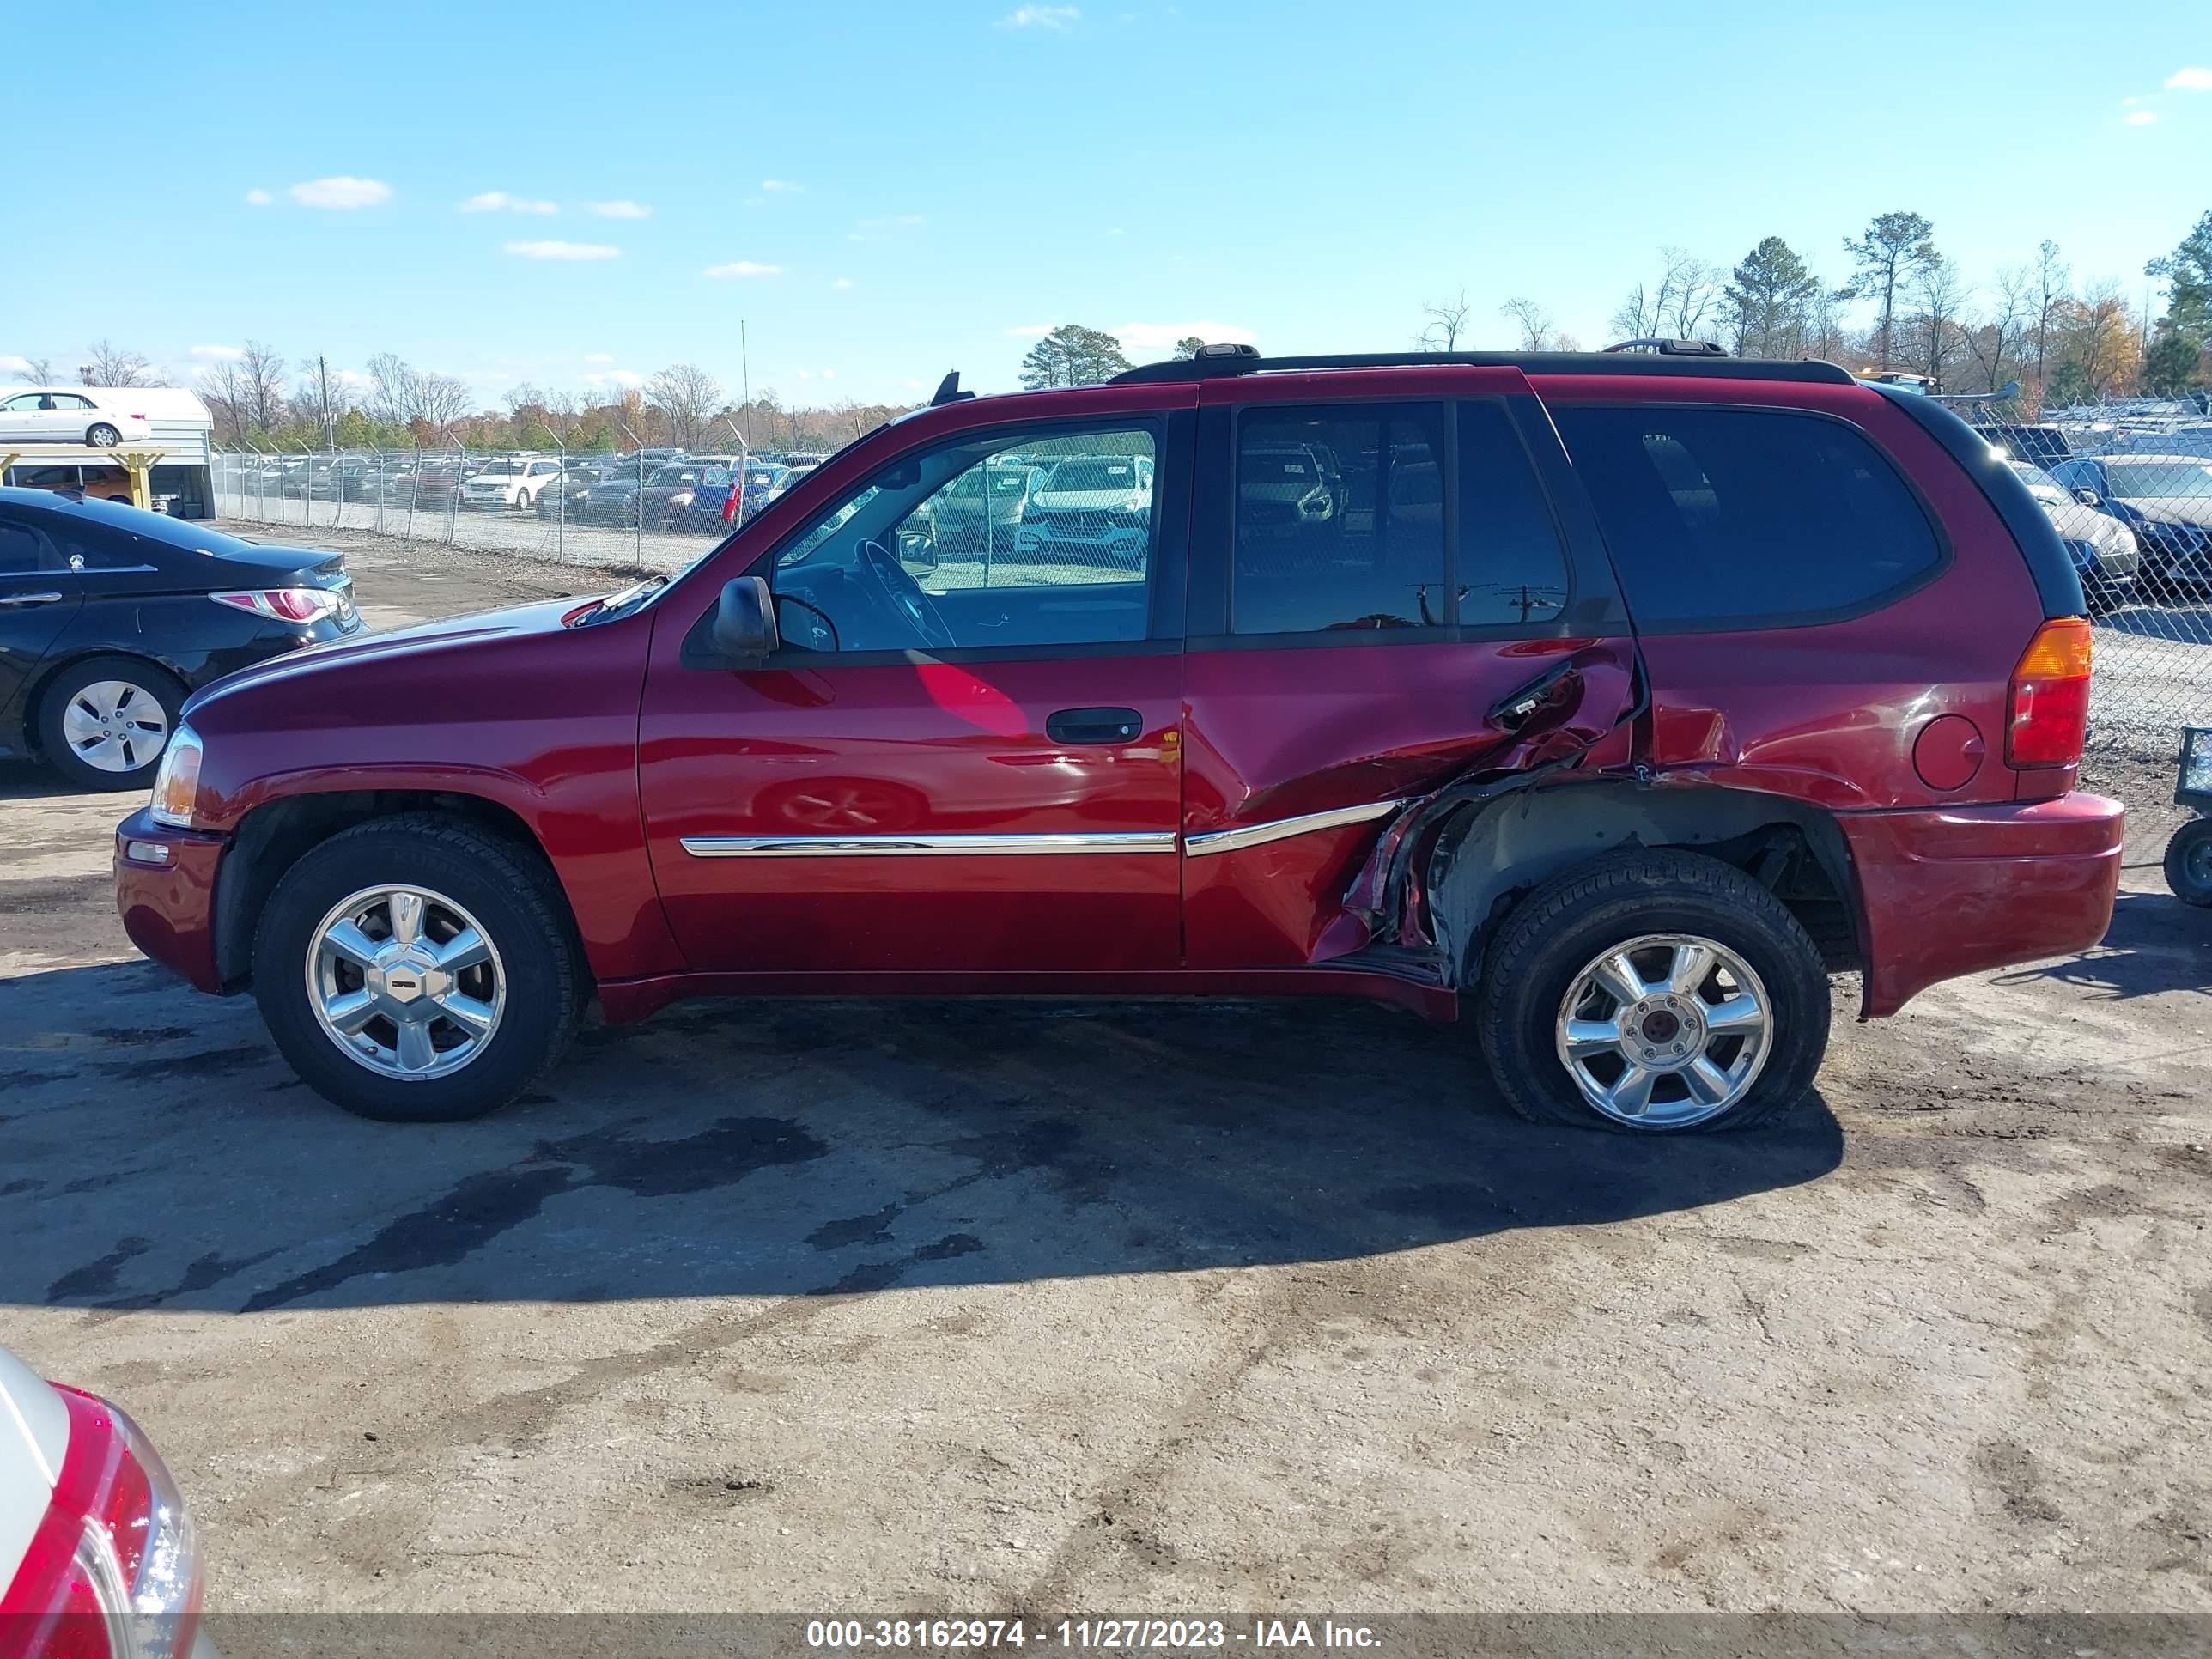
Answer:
[1602, 337, 1729, 357]
[1109, 349, 1856, 386]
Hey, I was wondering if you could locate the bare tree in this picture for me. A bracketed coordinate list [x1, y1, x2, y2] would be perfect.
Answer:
[1499, 297, 1559, 351]
[239, 340, 289, 432]
[2033, 239, 2069, 388]
[194, 360, 254, 444]
[646, 363, 725, 447]
[12, 356, 55, 385]
[366, 352, 422, 426]
[1905, 255, 1968, 386]
[1612, 248, 1721, 343]
[294, 355, 353, 446]
[82, 340, 159, 387]
[1418, 289, 1473, 350]
[413, 373, 471, 441]
[1960, 266, 2033, 394]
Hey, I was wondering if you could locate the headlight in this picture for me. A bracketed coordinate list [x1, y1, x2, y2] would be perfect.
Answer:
[149, 726, 203, 829]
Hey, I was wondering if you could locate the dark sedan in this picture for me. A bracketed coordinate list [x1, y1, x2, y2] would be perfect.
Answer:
[0, 489, 364, 789]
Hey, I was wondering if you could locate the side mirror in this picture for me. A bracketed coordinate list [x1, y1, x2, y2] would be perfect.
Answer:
[711, 575, 779, 661]
[2073, 487, 2101, 507]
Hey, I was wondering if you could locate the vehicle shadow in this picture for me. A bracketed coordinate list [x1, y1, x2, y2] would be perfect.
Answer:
[0, 760, 84, 803]
[1991, 887, 2212, 1000]
[2, 959, 1844, 1315]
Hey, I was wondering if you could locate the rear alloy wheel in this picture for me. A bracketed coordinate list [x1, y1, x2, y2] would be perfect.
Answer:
[86, 423, 120, 447]
[254, 816, 583, 1121]
[1474, 849, 1830, 1133]
[37, 656, 182, 791]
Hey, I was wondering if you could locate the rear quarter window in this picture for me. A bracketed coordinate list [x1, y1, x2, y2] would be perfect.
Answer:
[1552, 405, 1942, 629]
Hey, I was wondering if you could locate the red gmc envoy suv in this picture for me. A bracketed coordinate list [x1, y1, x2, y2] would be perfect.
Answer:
[114, 345, 2124, 1133]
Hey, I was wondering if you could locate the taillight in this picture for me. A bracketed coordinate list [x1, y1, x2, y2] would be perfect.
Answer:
[2006, 617, 2094, 768]
[0, 1389, 203, 1659]
[209, 586, 337, 623]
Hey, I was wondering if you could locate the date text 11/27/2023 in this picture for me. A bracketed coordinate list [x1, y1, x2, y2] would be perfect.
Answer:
[804, 1618, 1382, 1650]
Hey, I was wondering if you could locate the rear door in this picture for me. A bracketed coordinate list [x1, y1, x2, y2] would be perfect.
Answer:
[1181, 369, 1638, 968]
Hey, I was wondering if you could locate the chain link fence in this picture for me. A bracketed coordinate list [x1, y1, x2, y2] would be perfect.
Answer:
[1962, 395, 2212, 760]
[212, 401, 2212, 761]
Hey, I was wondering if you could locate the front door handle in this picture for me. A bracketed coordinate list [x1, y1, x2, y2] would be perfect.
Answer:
[0, 592, 64, 608]
[1046, 706, 1143, 745]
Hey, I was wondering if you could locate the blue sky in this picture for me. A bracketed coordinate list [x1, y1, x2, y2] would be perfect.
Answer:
[3, 0, 2206, 410]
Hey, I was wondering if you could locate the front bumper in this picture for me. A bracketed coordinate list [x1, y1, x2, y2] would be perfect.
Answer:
[1840, 792, 2125, 1017]
[114, 807, 228, 994]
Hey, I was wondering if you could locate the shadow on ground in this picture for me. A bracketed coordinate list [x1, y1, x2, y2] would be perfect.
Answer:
[1994, 887, 2212, 1001]
[1, 961, 1844, 1314]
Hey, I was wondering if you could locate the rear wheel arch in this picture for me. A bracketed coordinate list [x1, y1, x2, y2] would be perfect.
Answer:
[1426, 781, 1863, 988]
[213, 790, 588, 992]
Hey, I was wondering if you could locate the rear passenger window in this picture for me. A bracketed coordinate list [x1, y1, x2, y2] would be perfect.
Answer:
[1457, 400, 1569, 626]
[1552, 406, 1942, 628]
[1233, 404, 1448, 634]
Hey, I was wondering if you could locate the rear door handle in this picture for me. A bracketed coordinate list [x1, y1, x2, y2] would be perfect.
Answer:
[1047, 706, 1144, 745]
[0, 592, 64, 608]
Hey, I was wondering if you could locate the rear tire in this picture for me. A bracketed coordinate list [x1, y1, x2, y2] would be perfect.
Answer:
[86, 423, 119, 447]
[252, 816, 584, 1121]
[1473, 849, 1831, 1134]
[37, 655, 184, 791]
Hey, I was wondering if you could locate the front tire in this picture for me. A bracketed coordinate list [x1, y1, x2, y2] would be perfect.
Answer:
[2166, 819, 2212, 908]
[252, 816, 584, 1121]
[37, 656, 183, 790]
[1474, 849, 1831, 1133]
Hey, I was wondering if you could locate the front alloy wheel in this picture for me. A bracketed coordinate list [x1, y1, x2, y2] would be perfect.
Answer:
[308, 885, 507, 1079]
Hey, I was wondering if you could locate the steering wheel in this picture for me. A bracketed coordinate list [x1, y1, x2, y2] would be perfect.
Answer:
[858, 538, 956, 651]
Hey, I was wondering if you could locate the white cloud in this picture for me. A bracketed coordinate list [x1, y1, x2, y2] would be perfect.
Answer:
[189, 344, 244, 362]
[847, 214, 926, 242]
[244, 188, 274, 206]
[584, 351, 616, 364]
[2124, 109, 2160, 126]
[2166, 65, 2212, 90]
[759, 179, 803, 193]
[904, 379, 924, 391]
[0, 354, 32, 376]
[585, 199, 652, 219]
[289, 176, 392, 210]
[822, 368, 836, 380]
[586, 368, 645, 389]
[506, 240, 620, 260]
[1115, 319, 1257, 349]
[1005, 323, 1059, 337]
[463, 191, 559, 215]
[833, 276, 855, 290]
[337, 368, 374, 389]
[705, 260, 783, 278]
[999, 3, 1078, 27]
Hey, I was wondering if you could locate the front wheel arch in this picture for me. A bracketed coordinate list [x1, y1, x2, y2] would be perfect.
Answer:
[213, 790, 589, 994]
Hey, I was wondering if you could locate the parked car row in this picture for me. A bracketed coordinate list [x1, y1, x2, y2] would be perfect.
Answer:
[1975, 425, 2212, 607]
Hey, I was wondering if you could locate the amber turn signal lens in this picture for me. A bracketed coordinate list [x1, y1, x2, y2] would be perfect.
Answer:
[2006, 617, 2093, 769]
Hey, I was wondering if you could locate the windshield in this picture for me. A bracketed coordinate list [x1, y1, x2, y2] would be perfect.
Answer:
[745, 465, 785, 486]
[476, 462, 523, 477]
[2104, 459, 2212, 496]
[2008, 461, 2061, 491]
[648, 466, 704, 484]
[1042, 459, 1141, 493]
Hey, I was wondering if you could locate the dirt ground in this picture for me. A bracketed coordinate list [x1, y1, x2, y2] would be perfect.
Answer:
[1, 525, 2207, 1618]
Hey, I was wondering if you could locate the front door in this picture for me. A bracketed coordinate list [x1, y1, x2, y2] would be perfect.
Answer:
[0, 509, 85, 749]
[639, 399, 1195, 975]
[1179, 372, 1640, 968]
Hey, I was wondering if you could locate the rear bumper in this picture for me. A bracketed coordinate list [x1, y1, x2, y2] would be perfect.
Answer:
[114, 807, 228, 994]
[1840, 792, 2124, 1017]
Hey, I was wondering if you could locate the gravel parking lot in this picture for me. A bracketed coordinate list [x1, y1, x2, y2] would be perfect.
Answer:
[1, 526, 2208, 1617]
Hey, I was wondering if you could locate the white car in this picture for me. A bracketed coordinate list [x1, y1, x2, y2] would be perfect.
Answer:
[0, 388, 155, 449]
[459, 457, 564, 511]
[0, 1343, 209, 1655]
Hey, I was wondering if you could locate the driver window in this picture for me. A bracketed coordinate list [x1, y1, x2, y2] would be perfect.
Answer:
[771, 424, 1158, 654]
